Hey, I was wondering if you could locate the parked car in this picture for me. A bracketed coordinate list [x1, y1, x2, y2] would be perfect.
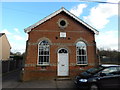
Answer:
[74, 65, 120, 90]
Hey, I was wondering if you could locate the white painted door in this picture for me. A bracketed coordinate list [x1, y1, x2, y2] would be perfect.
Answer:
[58, 48, 69, 76]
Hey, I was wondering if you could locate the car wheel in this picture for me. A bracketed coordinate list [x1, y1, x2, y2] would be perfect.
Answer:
[90, 84, 99, 90]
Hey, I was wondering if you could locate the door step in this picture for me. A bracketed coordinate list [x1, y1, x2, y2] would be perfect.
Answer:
[54, 77, 71, 81]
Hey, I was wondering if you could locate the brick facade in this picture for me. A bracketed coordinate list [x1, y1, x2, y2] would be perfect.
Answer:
[22, 9, 99, 81]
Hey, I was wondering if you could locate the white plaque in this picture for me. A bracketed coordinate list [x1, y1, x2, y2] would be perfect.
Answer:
[60, 32, 66, 38]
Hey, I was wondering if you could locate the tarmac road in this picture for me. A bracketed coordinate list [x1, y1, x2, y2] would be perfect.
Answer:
[2, 70, 76, 89]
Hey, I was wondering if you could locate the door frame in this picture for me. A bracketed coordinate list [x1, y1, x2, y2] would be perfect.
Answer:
[57, 48, 69, 76]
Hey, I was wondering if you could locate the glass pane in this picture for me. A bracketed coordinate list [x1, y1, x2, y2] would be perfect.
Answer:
[79, 49, 82, 55]
[76, 48, 79, 55]
[41, 51, 44, 55]
[40, 40, 49, 45]
[44, 56, 46, 62]
[81, 56, 84, 61]
[44, 51, 47, 55]
[46, 56, 49, 63]
[59, 49, 68, 53]
[77, 48, 86, 55]
[39, 47, 43, 50]
[39, 51, 43, 55]
[76, 41, 86, 47]
[77, 56, 87, 64]
[83, 56, 87, 64]
[77, 56, 80, 64]
[81, 56, 84, 64]
[84, 56, 87, 63]
[39, 56, 43, 64]
[44, 47, 49, 55]
[82, 49, 86, 55]
[45, 47, 49, 51]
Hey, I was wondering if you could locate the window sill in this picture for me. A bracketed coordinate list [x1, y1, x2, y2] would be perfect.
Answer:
[76, 64, 88, 66]
[36, 64, 50, 67]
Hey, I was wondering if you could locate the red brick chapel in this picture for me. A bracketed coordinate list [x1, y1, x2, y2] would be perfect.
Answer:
[22, 7, 99, 81]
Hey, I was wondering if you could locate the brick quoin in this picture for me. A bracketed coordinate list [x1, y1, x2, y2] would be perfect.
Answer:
[22, 8, 99, 81]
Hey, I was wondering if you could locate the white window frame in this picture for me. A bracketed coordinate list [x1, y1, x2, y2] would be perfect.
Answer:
[38, 40, 50, 66]
[76, 41, 88, 65]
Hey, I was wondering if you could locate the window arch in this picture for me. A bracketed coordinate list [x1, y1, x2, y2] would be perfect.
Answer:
[38, 40, 50, 65]
[76, 41, 87, 65]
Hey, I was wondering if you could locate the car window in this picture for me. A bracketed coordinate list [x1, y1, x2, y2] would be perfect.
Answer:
[116, 66, 120, 74]
[117, 66, 120, 71]
[102, 67, 118, 76]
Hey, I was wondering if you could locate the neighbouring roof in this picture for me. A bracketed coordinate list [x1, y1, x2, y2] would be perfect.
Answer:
[0, 33, 5, 37]
[24, 7, 99, 35]
[0, 33, 11, 49]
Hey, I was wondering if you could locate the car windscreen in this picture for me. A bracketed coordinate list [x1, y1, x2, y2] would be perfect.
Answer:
[86, 67, 103, 74]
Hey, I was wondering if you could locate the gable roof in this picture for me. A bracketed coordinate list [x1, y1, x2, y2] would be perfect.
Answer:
[24, 7, 99, 35]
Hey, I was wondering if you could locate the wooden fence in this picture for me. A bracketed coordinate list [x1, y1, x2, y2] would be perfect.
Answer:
[2, 59, 23, 73]
[100, 57, 120, 64]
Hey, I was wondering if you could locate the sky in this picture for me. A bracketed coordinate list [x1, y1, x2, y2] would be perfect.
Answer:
[0, 0, 119, 53]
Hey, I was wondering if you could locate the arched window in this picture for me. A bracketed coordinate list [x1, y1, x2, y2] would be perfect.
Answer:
[76, 41, 87, 65]
[38, 40, 50, 65]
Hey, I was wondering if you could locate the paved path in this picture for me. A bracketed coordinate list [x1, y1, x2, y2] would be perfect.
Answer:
[2, 70, 76, 89]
